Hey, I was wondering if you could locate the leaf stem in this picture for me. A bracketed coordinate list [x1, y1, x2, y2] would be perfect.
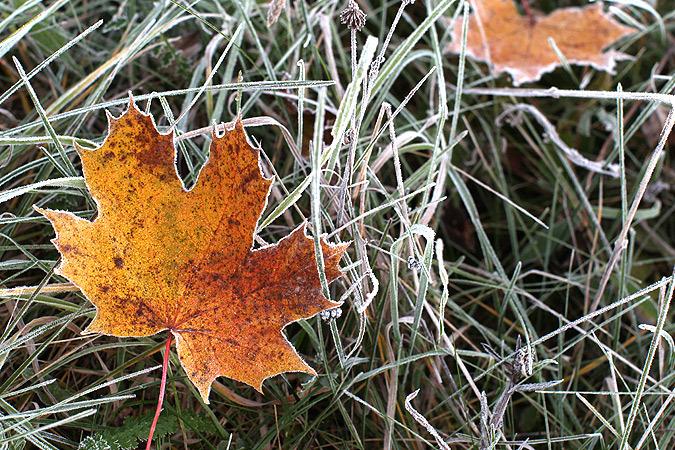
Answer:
[146, 334, 172, 450]
[521, 0, 535, 25]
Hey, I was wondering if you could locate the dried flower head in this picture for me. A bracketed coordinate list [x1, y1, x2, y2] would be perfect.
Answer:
[340, 0, 367, 31]
[266, 0, 286, 27]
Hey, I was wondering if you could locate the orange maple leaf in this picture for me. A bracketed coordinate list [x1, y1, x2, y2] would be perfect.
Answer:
[36, 99, 347, 402]
[446, 1, 634, 85]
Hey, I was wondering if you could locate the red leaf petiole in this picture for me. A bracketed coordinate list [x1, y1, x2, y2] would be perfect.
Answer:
[146, 334, 172, 450]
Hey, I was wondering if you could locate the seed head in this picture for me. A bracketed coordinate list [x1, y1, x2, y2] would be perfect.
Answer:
[320, 307, 343, 321]
[340, 0, 367, 32]
[407, 256, 422, 272]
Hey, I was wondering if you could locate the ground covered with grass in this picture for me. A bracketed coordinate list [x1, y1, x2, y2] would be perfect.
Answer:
[0, 0, 674, 448]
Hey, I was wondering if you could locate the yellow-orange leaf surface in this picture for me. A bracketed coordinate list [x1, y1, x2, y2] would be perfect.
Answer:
[446, 1, 634, 85]
[37, 99, 347, 402]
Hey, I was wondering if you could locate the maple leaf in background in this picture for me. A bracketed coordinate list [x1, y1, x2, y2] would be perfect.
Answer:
[36, 98, 347, 402]
[446, 0, 634, 85]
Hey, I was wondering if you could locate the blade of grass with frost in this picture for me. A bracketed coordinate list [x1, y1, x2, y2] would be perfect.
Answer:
[463, 86, 675, 106]
[171, 23, 244, 131]
[0, 135, 96, 147]
[0, 177, 85, 205]
[405, 389, 451, 450]
[0, 0, 40, 33]
[13, 58, 77, 177]
[4, 366, 156, 431]
[0, 20, 103, 106]
[0, 0, 69, 59]
[634, 391, 675, 450]
[370, 0, 456, 96]
[234, 0, 276, 81]
[606, 0, 666, 41]
[0, 380, 55, 400]
[619, 272, 674, 450]
[406, 226, 435, 360]
[435, 239, 450, 342]
[529, 275, 673, 348]
[297, 60, 306, 154]
[591, 108, 675, 312]
[389, 225, 434, 354]
[418, 0, 454, 225]
[0, 307, 90, 392]
[0, 395, 135, 423]
[547, 38, 579, 85]
[0, 408, 96, 445]
[41, 2, 168, 117]
[461, 277, 672, 396]
[257, 177, 311, 231]
[0, 309, 92, 358]
[452, 165, 548, 229]
[324, 36, 378, 167]
[2, 81, 335, 137]
[616, 85, 629, 342]
[309, 86, 346, 369]
[0, 400, 57, 450]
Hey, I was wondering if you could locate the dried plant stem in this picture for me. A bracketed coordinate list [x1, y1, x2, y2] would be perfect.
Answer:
[336, 0, 408, 223]
[464, 86, 675, 106]
[590, 107, 675, 313]
[350, 29, 357, 90]
[497, 103, 619, 177]
[379, 0, 408, 60]
[405, 390, 450, 450]
[338, 27, 358, 224]
[146, 335, 173, 450]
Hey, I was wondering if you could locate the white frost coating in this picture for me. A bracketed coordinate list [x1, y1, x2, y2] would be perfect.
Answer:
[638, 324, 674, 354]
[497, 103, 620, 177]
[404, 389, 451, 450]
[490, 50, 632, 87]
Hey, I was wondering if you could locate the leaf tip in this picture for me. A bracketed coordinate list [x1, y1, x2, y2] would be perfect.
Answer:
[127, 90, 136, 110]
[32, 204, 46, 216]
[104, 109, 118, 128]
